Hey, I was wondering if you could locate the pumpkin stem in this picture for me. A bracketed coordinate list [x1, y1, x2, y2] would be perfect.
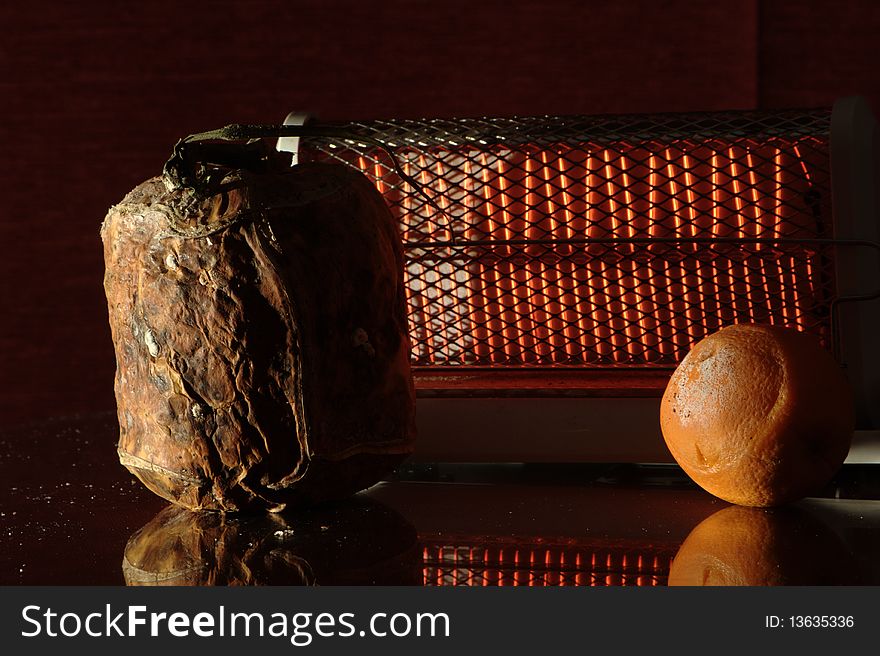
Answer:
[163, 124, 456, 243]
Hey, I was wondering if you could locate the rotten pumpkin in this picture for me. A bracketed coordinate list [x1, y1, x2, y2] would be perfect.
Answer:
[101, 126, 417, 511]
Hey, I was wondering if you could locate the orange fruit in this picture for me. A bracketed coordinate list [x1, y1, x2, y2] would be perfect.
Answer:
[660, 324, 854, 507]
[668, 504, 858, 586]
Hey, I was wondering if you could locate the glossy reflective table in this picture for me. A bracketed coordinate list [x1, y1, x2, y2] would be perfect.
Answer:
[2, 413, 879, 585]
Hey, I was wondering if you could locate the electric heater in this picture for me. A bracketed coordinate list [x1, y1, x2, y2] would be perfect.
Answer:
[279, 97, 880, 463]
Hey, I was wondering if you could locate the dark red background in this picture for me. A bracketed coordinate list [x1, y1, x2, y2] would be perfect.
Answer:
[1, 0, 878, 426]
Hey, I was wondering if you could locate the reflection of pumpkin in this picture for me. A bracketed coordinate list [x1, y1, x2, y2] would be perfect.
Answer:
[102, 159, 415, 511]
[668, 504, 859, 586]
[123, 496, 421, 586]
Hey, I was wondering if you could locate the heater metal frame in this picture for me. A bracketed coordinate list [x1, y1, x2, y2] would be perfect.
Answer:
[830, 97, 880, 431]
[278, 98, 880, 464]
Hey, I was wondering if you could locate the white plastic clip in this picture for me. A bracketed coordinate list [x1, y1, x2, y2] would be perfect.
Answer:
[276, 112, 311, 166]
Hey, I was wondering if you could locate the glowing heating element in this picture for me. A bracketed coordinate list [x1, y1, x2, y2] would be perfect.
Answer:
[301, 109, 836, 391]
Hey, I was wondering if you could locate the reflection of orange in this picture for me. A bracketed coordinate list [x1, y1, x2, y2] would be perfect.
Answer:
[668, 504, 858, 586]
[660, 324, 854, 507]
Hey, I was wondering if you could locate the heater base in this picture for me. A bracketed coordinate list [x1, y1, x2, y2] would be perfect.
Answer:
[412, 397, 880, 464]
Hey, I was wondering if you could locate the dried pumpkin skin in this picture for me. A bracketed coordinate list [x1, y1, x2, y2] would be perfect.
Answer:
[101, 162, 416, 511]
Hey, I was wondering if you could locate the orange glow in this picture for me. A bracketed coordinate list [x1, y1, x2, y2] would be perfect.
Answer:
[341, 134, 831, 373]
[773, 148, 784, 241]
[421, 544, 672, 586]
[681, 153, 698, 238]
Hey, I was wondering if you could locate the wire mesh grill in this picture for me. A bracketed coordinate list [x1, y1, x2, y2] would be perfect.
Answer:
[421, 540, 675, 587]
[300, 108, 835, 372]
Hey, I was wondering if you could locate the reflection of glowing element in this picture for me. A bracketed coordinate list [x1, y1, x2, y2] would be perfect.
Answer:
[122, 498, 419, 586]
[668, 505, 858, 586]
[421, 538, 676, 587]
